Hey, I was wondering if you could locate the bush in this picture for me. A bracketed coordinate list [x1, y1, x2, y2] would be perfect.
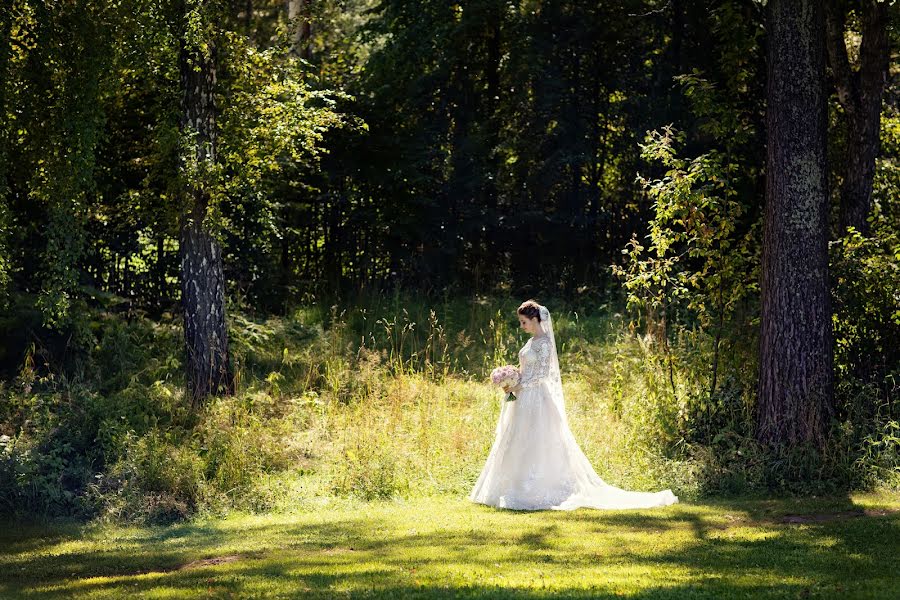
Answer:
[830, 227, 899, 414]
[102, 429, 208, 523]
[829, 225, 900, 490]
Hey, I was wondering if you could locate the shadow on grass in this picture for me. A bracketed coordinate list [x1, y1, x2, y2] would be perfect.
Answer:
[0, 493, 898, 599]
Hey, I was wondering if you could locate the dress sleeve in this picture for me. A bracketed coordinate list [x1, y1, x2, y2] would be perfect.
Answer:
[516, 337, 552, 390]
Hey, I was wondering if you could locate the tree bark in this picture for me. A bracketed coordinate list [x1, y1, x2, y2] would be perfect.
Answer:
[0, 3, 9, 300]
[179, 4, 234, 407]
[286, 0, 312, 61]
[757, 0, 833, 449]
[155, 234, 165, 317]
[825, 0, 890, 237]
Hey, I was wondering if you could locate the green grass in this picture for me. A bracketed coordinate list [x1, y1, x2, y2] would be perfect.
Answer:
[2, 490, 899, 599]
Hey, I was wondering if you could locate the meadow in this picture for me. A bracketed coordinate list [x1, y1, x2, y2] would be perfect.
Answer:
[2, 291, 895, 523]
[2, 291, 898, 597]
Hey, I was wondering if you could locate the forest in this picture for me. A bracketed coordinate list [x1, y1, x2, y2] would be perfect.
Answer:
[0, 0, 898, 597]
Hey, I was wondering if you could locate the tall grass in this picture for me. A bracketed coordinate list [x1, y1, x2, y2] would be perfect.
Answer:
[0, 289, 896, 521]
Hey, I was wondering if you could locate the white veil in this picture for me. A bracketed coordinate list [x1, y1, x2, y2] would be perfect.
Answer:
[535, 303, 679, 510]
[537, 304, 569, 430]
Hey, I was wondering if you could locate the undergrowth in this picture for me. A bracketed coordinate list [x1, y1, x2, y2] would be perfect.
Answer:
[0, 287, 896, 523]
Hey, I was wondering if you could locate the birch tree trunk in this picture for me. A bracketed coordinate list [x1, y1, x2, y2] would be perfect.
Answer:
[179, 2, 234, 407]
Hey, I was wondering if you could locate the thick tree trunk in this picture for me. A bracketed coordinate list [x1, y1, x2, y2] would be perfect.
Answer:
[179, 8, 234, 407]
[825, 0, 890, 237]
[757, 0, 833, 449]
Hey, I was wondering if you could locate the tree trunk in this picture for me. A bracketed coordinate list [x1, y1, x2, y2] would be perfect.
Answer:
[757, 0, 833, 449]
[155, 234, 165, 317]
[286, 0, 312, 61]
[825, 0, 890, 237]
[179, 5, 234, 407]
[0, 2, 10, 299]
[279, 209, 291, 313]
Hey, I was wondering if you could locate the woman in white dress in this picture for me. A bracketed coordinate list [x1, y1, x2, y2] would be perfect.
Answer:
[469, 300, 679, 511]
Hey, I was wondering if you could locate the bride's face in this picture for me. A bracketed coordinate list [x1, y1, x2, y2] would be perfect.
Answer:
[517, 313, 539, 335]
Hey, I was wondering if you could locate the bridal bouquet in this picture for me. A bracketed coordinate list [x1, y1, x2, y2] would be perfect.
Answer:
[490, 365, 520, 402]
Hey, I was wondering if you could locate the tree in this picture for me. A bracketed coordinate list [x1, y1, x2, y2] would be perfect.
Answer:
[286, 0, 313, 61]
[825, 0, 892, 237]
[0, 2, 10, 306]
[178, 0, 235, 406]
[757, 0, 834, 449]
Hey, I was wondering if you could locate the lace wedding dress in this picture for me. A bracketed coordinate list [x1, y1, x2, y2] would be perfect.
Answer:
[469, 304, 679, 511]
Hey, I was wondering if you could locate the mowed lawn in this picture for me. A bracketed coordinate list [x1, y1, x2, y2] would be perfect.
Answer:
[1, 491, 899, 599]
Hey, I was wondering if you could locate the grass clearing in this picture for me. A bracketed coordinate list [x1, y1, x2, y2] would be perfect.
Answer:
[2, 490, 898, 599]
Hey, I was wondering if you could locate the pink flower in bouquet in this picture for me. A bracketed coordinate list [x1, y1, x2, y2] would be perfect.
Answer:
[490, 364, 520, 401]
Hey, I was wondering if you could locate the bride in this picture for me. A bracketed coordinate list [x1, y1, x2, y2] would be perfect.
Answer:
[469, 300, 679, 511]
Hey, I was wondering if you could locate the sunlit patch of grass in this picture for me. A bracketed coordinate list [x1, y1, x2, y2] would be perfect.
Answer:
[1, 492, 898, 598]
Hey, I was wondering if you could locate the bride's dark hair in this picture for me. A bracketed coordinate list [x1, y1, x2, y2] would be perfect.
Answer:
[517, 299, 542, 322]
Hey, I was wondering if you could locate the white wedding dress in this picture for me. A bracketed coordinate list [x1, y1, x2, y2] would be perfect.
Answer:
[469, 305, 679, 511]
